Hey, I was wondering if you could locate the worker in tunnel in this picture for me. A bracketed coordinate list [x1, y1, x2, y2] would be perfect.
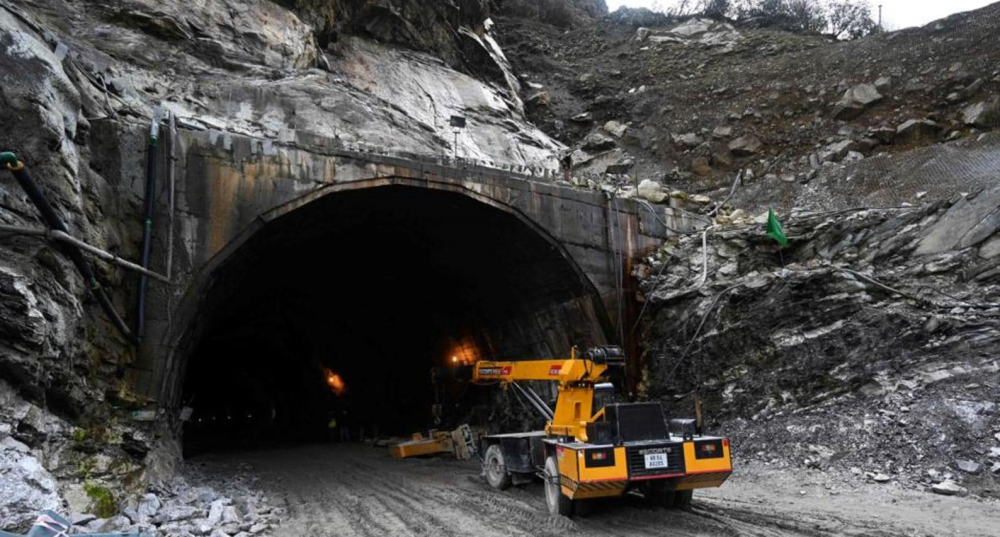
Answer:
[340, 410, 351, 442]
[326, 410, 340, 442]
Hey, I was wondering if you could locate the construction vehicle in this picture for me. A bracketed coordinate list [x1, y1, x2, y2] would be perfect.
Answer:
[389, 425, 477, 460]
[472, 346, 732, 516]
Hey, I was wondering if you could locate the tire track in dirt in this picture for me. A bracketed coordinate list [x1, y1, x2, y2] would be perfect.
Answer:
[200, 444, 999, 537]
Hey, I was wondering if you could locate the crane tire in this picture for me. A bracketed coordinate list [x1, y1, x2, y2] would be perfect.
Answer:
[484, 444, 511, 490]
[544, 456, 574, 517]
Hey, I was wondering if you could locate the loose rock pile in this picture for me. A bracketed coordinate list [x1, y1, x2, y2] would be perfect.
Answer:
[498, 4, 1000, 199]
[70, 470, 281, 537]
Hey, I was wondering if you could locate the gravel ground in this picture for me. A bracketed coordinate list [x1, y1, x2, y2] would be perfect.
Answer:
[190, 443, 1000, 537]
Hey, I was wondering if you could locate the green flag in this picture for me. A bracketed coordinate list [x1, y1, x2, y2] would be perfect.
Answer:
[766, 208, 788, 247]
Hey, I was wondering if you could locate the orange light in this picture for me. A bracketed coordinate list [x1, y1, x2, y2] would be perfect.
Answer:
[448, 337, 481, 366]
[323, 368, 346, 396]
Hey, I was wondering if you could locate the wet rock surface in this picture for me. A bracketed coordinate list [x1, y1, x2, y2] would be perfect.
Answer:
[635, 193, 1000, 498]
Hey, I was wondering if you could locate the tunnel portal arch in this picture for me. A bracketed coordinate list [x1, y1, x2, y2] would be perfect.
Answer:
[158, 177, 614, 448]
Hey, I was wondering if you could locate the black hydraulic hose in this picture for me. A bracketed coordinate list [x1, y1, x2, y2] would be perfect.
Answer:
[0, 153, 137, 344]
[522, 383, 555, 420]
[511, 382, 554, 421]
[135, 114, 161, 340]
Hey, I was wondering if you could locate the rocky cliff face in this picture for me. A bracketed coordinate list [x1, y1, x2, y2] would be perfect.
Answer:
[634, 192, 1000, 496]
[0, 0, 565, 528]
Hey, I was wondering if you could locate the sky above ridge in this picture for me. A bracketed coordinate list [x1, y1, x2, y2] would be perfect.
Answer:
[604, 0, 996, 30]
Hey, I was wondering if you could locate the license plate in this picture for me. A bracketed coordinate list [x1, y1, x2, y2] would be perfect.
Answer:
[644, 453, 668, 469]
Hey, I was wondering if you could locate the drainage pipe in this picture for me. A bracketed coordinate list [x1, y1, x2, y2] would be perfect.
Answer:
[135, 109, 162, 340]
[0, 225, 169, 283]
[0, 152, 137, 344]
[165, 112, 176, 281]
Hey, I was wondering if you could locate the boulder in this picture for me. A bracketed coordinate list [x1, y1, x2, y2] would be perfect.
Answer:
[712, 125, 733, 139]
[605, 156, 635, 174]
[712, 149, 734, 169]
[672, 132, 703, 149]
[637, 180, 668, 203]
[207, 499, 230, 524]
[153, 504, 203, 525]
[833, 84, 883, 119]
[525, 91, 550, 108]
[221, 505, 243, 524]
[870, 127, 897, 144]
[955, 460, 981, 474]
[931, 480, 967, 496]
[728, 135, 762, 156]
[0, 437, 63, 532]
[963, 96, 1000, 127]
[690, 156, 712, 176]
[570, 112, 593, 124]
[604, 120, 628, 138]
[896, 119, 941, 143]
[137, 493, 162, 519]
[818, 139, 857, 162]
[582, 131, 616, 151]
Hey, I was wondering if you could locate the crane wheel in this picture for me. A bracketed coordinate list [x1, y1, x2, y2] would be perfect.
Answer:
[674, 490, 693, 511]
[484, 444, 511, 490]
[544, 456, 574, 517]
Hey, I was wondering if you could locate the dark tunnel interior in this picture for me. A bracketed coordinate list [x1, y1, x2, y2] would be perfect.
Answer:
[179, 185, 608, 456]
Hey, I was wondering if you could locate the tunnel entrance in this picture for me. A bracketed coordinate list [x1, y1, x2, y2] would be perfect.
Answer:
[177, 183, 609, 456]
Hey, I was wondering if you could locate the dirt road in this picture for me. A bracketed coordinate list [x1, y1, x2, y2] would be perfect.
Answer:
[195, 444, 999, 537]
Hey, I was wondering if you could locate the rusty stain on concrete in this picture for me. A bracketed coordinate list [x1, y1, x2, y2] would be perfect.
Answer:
[207, 163, 240, 258]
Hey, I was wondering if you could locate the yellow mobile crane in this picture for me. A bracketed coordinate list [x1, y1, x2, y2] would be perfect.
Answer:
[473, 346, 732, 516]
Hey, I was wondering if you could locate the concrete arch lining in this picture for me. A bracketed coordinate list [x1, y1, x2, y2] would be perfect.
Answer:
[154, 176, 613, 408]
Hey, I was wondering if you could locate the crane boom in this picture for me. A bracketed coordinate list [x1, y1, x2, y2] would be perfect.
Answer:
[472, 346, 622, 385]
[472, 346, 625, 440]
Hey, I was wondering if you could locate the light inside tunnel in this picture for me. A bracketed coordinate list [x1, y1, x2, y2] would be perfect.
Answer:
[446, 336, 481, 365]
[324, 369, 346, 396]
[176, 184, 608, 456]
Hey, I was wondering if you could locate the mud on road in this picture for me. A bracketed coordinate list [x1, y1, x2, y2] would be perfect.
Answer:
[193, 444, 999, 537]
